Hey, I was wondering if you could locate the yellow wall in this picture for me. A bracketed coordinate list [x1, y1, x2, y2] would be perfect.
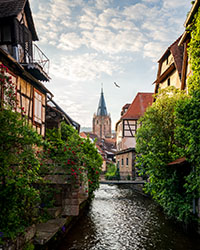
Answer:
[159, 70, 181, 91]
[0, 60, 46, 136]
[116, 151, 134, 180]
[160, 54, 174, 75]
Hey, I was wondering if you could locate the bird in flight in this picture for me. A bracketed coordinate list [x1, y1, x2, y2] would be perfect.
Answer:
[114, 82, 120, 88]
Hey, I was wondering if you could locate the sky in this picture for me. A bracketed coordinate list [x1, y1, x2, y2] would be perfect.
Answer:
[30, 0, 191, 130]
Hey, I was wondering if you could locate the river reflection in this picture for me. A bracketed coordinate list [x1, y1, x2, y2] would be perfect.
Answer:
[57, 185, 200, 250]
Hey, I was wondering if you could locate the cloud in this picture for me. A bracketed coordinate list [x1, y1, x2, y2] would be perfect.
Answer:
[95, 0, 114, 10]
[123, 4, 149, 21]
[58, 33, 83, 51]
[82, 27, 145, 54]
[50, 53, 121, 82]
[163, 0, 191, 9]
[143, 42, 166, 61]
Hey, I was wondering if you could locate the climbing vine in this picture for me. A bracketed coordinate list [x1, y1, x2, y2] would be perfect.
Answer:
[43, 122, 102, 198]
[0, 63, 102, 245]
[0, 63, 46, 241]
[187, 7, 200, 93]
[136, 6, 200, 224]
[136, 88, 194, 223]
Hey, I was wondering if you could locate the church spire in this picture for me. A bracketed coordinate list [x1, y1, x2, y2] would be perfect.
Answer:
[97, 87, 108, 116]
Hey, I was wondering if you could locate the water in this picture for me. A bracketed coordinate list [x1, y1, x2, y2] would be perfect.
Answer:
[57, 185, 200, 250]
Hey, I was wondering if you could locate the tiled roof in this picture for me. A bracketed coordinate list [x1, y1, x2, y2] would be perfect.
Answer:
[80, 132, 116, 155]
[0, 0, 38, 41]
[0, 0, 26, 18]
[121, 93, 153, 120]
[170, 37, 184, 75]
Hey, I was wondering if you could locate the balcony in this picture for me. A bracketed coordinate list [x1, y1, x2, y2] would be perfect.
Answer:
[21, 43, 50, 82]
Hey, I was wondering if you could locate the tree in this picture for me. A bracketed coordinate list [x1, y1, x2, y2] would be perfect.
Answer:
[136, 88, 194, 223]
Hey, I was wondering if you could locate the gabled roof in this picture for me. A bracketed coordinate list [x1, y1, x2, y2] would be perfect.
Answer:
[47, 97, 80, 131]
[97, 88, 108, 116]
[0, 0, 38, 41]
[158, 36, 184, 75]
[121, 93, 153, 120]
[0, 0, 25, 17]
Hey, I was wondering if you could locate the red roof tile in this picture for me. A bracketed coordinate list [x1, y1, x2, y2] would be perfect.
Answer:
[121, 93, 153, 120]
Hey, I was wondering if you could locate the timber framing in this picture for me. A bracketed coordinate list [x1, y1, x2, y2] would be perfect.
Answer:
[0, 47, 51, 136]
[154, 63, 175, 84]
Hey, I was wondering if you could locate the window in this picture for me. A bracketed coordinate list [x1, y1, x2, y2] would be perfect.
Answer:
[96, 120, 98, 124]
[121, 158, 124, 166]
[166, 56, 168, 65]
[0, 24, 11, 43]
[34, 89, 42, 124]
[126, 157, 129, 166]
[167, 78, 170, 86]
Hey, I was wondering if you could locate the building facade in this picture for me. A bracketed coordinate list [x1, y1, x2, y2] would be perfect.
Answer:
[0, 0, 79, 136]
[0, 0, 51, 136]
[93, 88, 111, 139]
[154, 36, 184, 94]
[115, 92, 153, 179]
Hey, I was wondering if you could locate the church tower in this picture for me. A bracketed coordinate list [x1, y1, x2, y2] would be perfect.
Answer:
[93, 88, 111, 138]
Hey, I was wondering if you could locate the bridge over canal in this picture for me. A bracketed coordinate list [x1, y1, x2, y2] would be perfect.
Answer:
[99, 180, 146, 185]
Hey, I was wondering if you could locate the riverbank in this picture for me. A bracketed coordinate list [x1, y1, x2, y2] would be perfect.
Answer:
[35, 199, 90, 250]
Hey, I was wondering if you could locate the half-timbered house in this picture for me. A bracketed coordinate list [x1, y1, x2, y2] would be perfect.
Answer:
[0, 0, 52, 136]
[115, 92, 153, 179]
[0, 0, 80, 138]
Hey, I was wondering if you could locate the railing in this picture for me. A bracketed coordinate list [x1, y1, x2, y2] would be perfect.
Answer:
[102, 171, 141, 181]
[32, 43, 50, 75]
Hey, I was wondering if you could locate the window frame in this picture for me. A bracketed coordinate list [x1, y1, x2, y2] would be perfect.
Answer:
[33, 88, 43, 125]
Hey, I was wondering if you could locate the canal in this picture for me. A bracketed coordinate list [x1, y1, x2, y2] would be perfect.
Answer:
[56, 185, 200, 250]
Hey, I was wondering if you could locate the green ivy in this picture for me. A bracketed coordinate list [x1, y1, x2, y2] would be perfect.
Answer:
[0, 109, 46, 241]
[187, 7, 200, 93]
[44, 122, 102, 198]
[0, 62, 103, 244]
[136, 4, 200, 225]
[136, 88, 195, 223]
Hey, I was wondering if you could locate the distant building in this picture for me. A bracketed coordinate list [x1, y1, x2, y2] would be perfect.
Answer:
[80, 131, 116, 172]
[93, 88, 111, 139]
[115, 93, 153, 180]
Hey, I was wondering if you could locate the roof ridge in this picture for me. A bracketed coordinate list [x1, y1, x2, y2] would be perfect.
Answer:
[121, 92, 153, 120]
[168, 35, 182, 49]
